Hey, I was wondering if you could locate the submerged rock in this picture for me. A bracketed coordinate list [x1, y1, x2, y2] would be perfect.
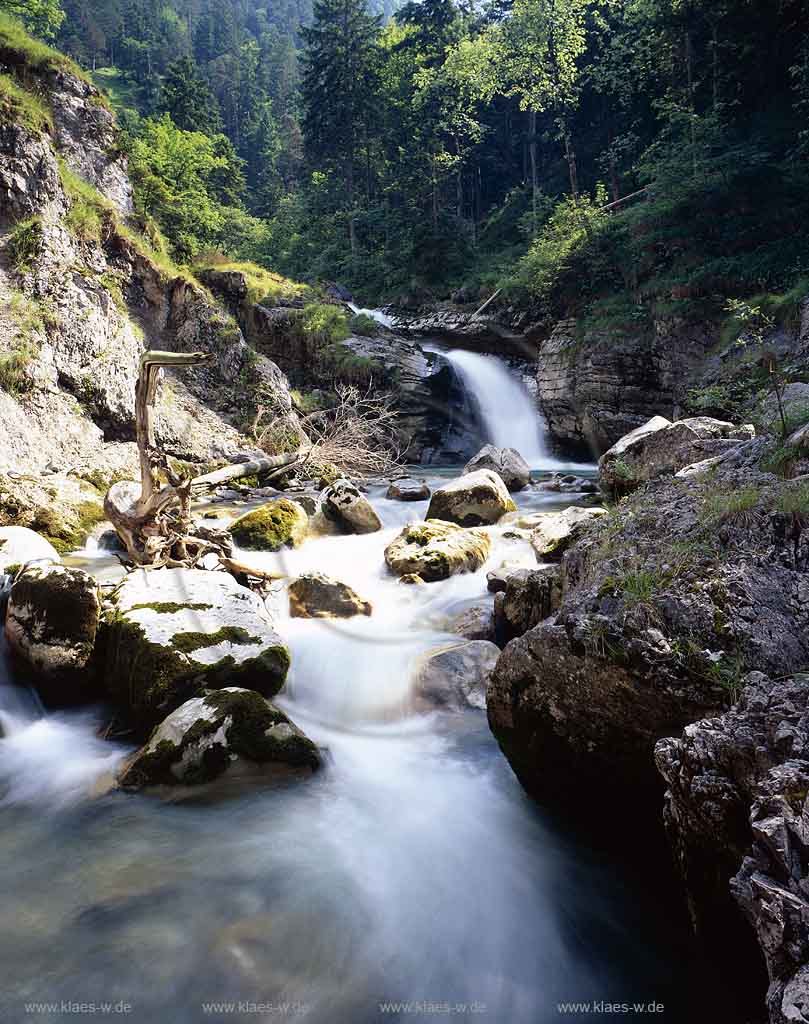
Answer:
[5, 564, 100, 682]
[529, 506, 607, 560]
[104, 569, 290, 736]
[384, 520, 491, 582]
[229, 499, 308, 551]
[385, 478, 431, 501]
[416, 641, 500, 710]
[445, 603, 495, 642]
[118, 687, 320, 791]
[464, 445, 531, 491]
[426, 469, 516, 527]
[288, 573, 372, 619]
[322, 479, 382, 534]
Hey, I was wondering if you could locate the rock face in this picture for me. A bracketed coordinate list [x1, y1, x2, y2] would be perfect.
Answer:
[415, 641, 500, 710]
[464, 445, 531, 491]
[656, 672, 809, 1021]
[4, 564, 99, 683]
[229, 499, 308, 551]
[0, 473, 107, 554]
[321, 479, 382, 534]
[104, 569, 290, 736]
[385, 478, 431, 501]
[384, 520, 491, 582]
[536, 318, 715, 449]
[426, 469, 516, 527]
[529, 506, 608, 560]
[118, 687, 320, 791]
[599, 415, 755, 494]
[493, 567, 561, 644]
[288, 573, 371, 619]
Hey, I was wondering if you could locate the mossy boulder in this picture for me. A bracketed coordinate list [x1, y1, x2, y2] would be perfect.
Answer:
[229, 498, 308, 551]
[384, 520, 491, 582]
[288, 573, 372, 619]
[426, 469, 516, 527]
[529, 506, 608, 560]
[118, 687, 320, 792]
[104, 569, 290, 737]
[5, 564, 100, 695]
[321, 478, 382, 534]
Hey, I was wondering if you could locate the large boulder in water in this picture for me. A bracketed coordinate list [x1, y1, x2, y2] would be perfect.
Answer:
[464, 445, 531, 491]
[599, 415, 755, 494]
[426, 469, 516, 527]
[385, 520, 491, 582]
[415, 640, 500, 710]
[104, 569, 290, 736]
[321, 478, 382, 534]
[5, 565, 100, 692]
[529, 506, 608, 560]
[229, 499, 308, 551]
[118, 687, 320, 792]
[0, 526, 61, 572]
[288, 573, 372, 619]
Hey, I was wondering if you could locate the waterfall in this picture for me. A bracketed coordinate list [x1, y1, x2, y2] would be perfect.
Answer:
[347, 302, 394, 328]
[442, 348, 557, 469]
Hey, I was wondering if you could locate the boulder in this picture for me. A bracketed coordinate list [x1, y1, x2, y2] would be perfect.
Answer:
[426, 469, 516, 527]
[493, 566, 562, 643]
[599, 415, 755, 494]
[530, 506, 608, 560]
[288, 573, 372, 619]
[104, 569, 290, 736]
[4, 565, 100, 686]
[444, 604, 495, 642]
[384, 520, 491, 582]
[0, 473, 106, 554]
[385, 478, 431, 501]
[322, 479, 382, 534]
[229, 499, 308, 551]
[464, 445, 531, 491]
[415, 641, 500, 710]
[118, 687, 320, 792]
[0, 526, 61, 573]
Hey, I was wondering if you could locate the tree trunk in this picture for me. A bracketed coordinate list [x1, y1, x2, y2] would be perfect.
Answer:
[528, 109, 538, 235]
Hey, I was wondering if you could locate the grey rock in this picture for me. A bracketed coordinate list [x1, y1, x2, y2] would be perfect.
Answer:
[493, 566, 562, 643]
[385, 478, 431, 501]
[426, 469, 516, 526]
[416, 641, 500, 710]
[464, 445, 531, 491]
[384, 520, 491, 582]
[288, 573, 371, 619]
[322, 479, 382, 534]
[530, 506, 608, 560]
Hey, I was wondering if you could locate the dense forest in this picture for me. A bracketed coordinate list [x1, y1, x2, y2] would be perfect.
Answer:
[11, 0, 809, 321]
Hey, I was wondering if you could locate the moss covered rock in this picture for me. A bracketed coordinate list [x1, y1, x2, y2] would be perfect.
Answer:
[426, 469, 516, 527]
[0, 473, 106, 554]
[288, 573, 372, 618]
[104, 569, 290, 737]
[384, 520, 491, 582]
[118, 687, 320, 792]
[229, 498, 308, 551]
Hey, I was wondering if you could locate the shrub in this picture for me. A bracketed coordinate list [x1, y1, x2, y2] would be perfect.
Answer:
[7, 216, 42, 271]
[701, 485, 762, 526]
[348, 313, 378, 337]
[299, 303, 348, 345]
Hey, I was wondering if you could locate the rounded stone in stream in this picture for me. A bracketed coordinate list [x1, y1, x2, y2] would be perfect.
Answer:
[0, 526, 61, 573]
[384, 520, 491, 582]
[426, 469, 516, 527]
[104, 568, 290, 737]
[321, 478, 382, 534]
[288, 573, 372, 619]
[385, 478, 431, 501]
[229, 498, 308, 551]
[118, 687, 320, 792]
[464, 444, 531, 492]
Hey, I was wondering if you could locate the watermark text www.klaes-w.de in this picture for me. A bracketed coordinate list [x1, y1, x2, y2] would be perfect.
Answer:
[557, 1001, 665, 1016]
[379, 1002, 487, 1015]
[201, 1002, 310, 1016]
[24, 1002, 132, 1015]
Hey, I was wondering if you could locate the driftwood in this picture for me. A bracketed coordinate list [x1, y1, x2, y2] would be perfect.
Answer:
[104, 350, 304, 574]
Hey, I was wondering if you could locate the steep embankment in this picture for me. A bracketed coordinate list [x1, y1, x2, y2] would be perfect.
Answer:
[0, 29, 298, 546]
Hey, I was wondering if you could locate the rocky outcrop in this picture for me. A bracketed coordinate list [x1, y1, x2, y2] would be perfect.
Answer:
[104, 569, 290, 736]
[464, 445, 530, 491]
[492, 566, 561, 644]
[4, 564, 99, 691]
[529, 506, 608, 560]
[656, 673, 809, 1022]
[288, 573, 371, 618]
[384, 520, 491, 582]
[426, 469, 515, 527]
[118, 687, 320, 792]
[385, 478, 431, 501]
[321, 478, 381, 534]
[229, 499, 309, 551]
[599, 415, 755, 494]
[415, 640, 500, 710]
[536, 318, 715, 450]
[0, 472, 107, 553]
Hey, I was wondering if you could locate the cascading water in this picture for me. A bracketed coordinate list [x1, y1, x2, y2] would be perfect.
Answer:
[347, 302, 395, 328]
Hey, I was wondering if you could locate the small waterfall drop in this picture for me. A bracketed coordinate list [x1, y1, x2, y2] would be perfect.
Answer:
[442, 348, 555, 468]
[347, 302, 394, 328]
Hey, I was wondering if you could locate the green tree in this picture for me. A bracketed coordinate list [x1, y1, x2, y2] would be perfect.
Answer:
[159, 55, 222, 134]
[1, 0, 64, 38]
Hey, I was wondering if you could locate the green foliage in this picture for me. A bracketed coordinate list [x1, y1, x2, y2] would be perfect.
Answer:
[701, 486, 762, 527]
[348, 313, 379, 337]
[7, 216, 43, 271]
[0, 1, 64, 40]
[59, 159, 112, 241]
[299, 303, 349, 345]
[0, 71, 51, 131]
[193, 257, 308, 307]
[775, 482, 809, 518]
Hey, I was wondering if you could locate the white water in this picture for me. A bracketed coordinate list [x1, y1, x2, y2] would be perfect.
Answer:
[348, 302, 394, 328]
[441, 349, 570, 470]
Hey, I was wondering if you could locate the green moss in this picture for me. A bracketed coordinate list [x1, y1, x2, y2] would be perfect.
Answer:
[170, 626, 262, 654]
[59, 158, 112, 242]
[31, 499, 105, 553]
[98, 270, 126, 312]
[229, 499, 307, 551]
[193, 258, 310, 307]
[127, 602, 213, 615]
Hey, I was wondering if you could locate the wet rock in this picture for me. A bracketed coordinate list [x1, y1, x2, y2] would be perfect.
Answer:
[5, 565, 100, 683]
[104, 569, 290, 737]
[288, 573, 372, 619]
[464, 445, 531, 492]
[385, 478, 431, 501]
[416, 641, 500, 710]
[599, 415, 755, 494]
[445, 604, 495, 642]
[118, 687, 320, 792]
[229, 499, 309, 551]
[322, 479, 382, 534]
[530, 506, 607, 560]
[426, 469, 516, 527]
[493, 566, 561, 643]
[384, 520, 491, 583]
[535, 473, 599, 494]
[398, 573, 425, 585]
